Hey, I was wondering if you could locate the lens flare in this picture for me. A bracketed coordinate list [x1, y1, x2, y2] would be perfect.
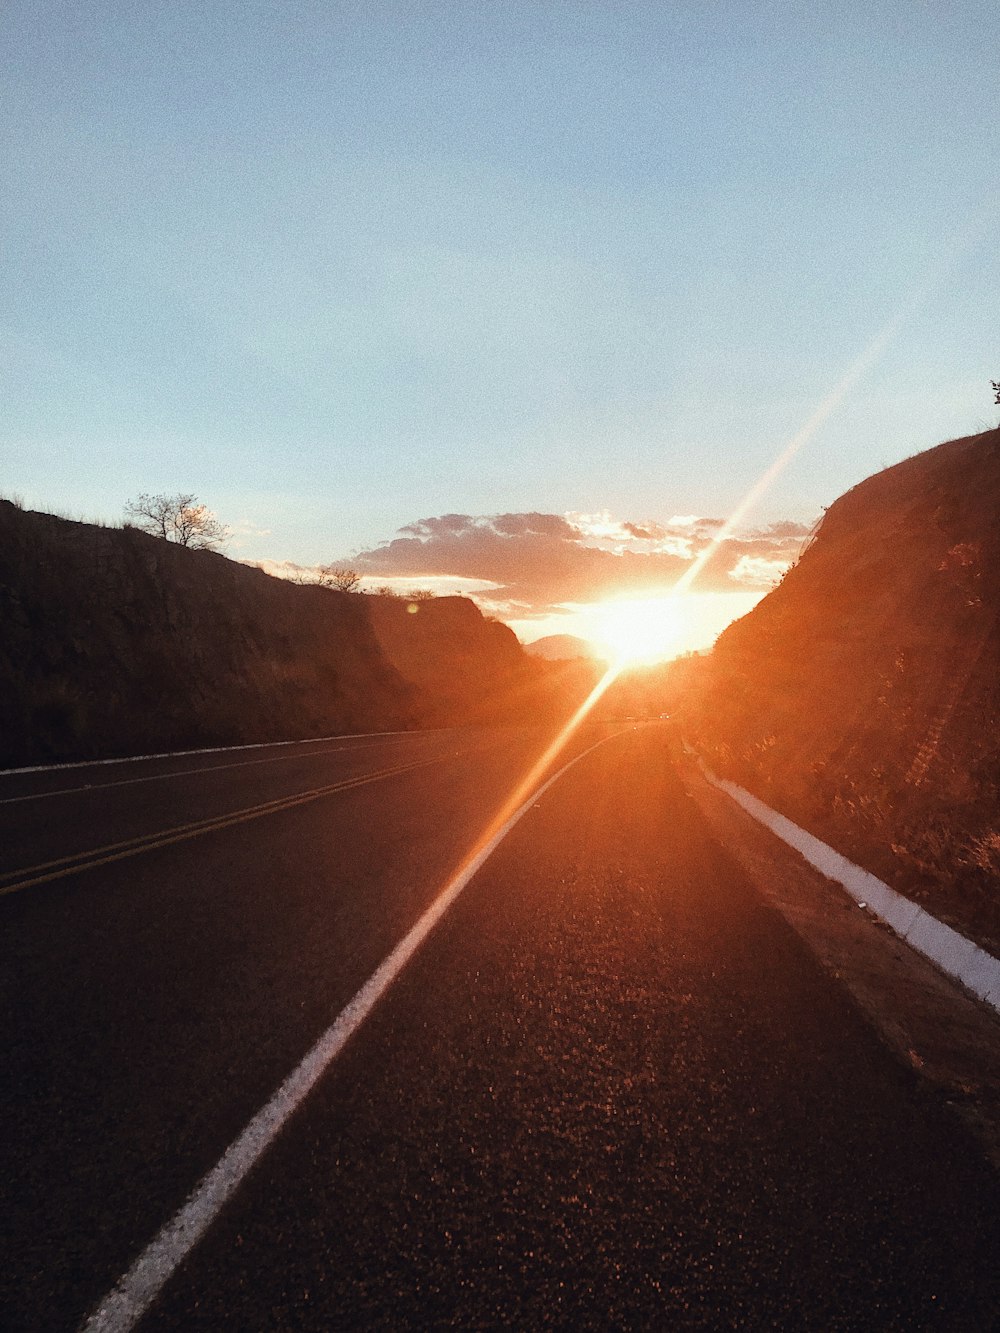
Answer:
[674, 310, 920, 598]
[676, 200, 1000, 597]
[435, 202, 1000, 943]
[437, 659, 626, 891]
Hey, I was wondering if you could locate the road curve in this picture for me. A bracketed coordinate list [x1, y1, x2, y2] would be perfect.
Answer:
[2, 723, 999, 1329]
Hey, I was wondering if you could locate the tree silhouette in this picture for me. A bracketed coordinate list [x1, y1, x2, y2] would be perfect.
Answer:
[316, 566, 362, 592]
[124, 493, 228, 550]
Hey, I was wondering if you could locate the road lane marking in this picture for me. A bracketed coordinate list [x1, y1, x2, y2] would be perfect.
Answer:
[0, 734, 451, 806]
[0, 757, 443, 897]
[80, 731, 617, 1333]
[0, 727, 452, 778]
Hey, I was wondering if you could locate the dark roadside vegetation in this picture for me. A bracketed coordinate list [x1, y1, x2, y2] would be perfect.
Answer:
[680, 427, 1000, 956]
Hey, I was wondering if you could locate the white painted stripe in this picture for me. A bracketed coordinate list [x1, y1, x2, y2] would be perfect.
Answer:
[81, 733, 614, 1333]
[701, 764, 1000, 1014]
[0, 728, 451, 779]
[0, 736, 454, 806]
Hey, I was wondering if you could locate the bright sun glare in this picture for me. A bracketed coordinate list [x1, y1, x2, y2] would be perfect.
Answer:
[590, 596, 686, 667]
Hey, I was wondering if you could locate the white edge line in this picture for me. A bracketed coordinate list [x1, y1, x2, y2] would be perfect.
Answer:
[699, 762, 1000, 1016]
[0, 729, 453, 779]
[0, 737, 456, 807]
[81, 732, 615, 1333]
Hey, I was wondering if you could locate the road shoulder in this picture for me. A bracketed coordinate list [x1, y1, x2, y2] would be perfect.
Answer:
[682, 757, 1000, 1170]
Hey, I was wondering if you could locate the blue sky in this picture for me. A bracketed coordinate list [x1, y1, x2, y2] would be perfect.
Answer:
[3, 1, 998, 644]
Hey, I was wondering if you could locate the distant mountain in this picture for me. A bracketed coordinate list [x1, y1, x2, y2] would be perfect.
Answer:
[524, 634, 603, 661]
[682, 426, 1000, 952]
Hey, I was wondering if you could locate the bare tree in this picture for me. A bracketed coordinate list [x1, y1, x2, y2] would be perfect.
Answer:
[316, 565, 362, 592]
[992, 380, 1000, 406]
[124, 493, 229, 550]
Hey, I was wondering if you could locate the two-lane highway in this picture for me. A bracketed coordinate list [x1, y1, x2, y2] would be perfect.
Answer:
[1, 724, 617, 1329]
[3, 723, 999, 1329]
[0, 730, 464, 889]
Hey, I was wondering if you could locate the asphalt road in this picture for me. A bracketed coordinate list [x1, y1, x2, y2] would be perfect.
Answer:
[2, 723, 999, 1330]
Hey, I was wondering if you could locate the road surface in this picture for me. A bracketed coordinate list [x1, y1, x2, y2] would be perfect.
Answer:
[2, 723, 999, 1329]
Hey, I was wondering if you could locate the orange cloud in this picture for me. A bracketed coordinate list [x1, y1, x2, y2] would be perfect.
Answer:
[349, 510, 812, 615]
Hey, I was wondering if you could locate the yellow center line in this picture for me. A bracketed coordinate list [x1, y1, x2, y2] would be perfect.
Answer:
[0, 756, 444, 898]
[1, 760, 424, 882]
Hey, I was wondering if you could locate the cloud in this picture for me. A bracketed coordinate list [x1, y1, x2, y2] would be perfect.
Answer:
[243, 558, 314, 582]
[727, 554, 791, 586]
[349, 507, 813, 610]
[751, 519, 813, 539]
[227, 517, 274, 552]
[243, 557, 497, 600]
[565, 511, 701, 559]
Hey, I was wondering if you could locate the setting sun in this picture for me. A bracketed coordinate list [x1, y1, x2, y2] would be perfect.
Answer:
[588, 596, 688, 666]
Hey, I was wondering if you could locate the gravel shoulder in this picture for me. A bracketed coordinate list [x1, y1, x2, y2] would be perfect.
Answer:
[682, 755, 1000, 1170]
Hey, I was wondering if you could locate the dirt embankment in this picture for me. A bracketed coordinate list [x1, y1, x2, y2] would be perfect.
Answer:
[0, 502, 537, 767]
[682, 427, 1000, 953]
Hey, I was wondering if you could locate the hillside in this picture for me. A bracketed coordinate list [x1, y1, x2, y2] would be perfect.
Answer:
[524, 634, 603, 661]
[366, 594, 531, 725]
[683, 427, 1000, 952]
[0, 502, 533, 767]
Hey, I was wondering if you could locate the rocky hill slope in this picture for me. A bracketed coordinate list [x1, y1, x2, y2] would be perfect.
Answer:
[0, 502, 534, 767]
[683, 427, 1000, 952]
[366, 593, 530, 725]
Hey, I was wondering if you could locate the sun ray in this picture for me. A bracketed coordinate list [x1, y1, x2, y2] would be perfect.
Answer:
[438, 204, 1000, 938]
[672, 307, 924, 599]
[436, 659, 626, 895]
[674, 200, 1000, 597]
